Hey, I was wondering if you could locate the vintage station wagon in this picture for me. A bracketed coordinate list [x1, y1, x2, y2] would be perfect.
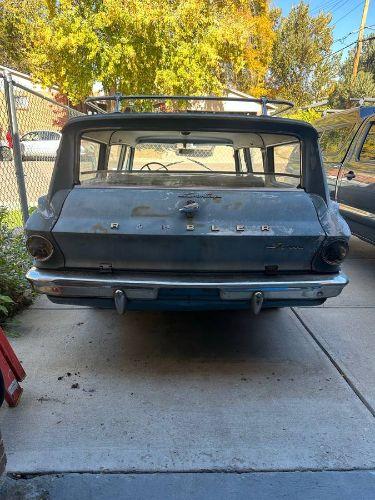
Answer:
[25, 96, 350, 314]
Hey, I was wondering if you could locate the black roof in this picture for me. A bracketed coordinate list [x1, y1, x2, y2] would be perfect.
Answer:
[63, 112, 318, 139]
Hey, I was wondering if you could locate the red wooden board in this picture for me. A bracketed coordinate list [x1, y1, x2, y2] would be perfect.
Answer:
[0, 327, 26, 381]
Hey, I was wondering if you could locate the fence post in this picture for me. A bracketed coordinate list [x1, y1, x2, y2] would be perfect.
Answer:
[3, 71, 29, 225]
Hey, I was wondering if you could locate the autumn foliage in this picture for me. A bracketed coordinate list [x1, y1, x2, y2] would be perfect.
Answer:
[1, 0, 365, 110]
[15, 0, 275, 103]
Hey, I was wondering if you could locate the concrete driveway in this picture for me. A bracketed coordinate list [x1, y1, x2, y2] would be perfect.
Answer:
[1, 237, 374, 497]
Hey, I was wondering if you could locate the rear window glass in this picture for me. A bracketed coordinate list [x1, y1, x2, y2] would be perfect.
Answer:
[317, 114, 359, 161]
[78, 133, 302, 189]
[132, 143, 235, 172]
[80, 140, 100, 176]
[360, 123, 375, 162]
[274, 143, 301, 187]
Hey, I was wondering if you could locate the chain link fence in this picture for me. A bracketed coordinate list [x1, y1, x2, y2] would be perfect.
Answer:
[0, 71, 84, 227]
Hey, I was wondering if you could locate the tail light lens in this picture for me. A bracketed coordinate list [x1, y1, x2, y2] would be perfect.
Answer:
[26, 235, 54, 262]
[321, 239, 349, 265]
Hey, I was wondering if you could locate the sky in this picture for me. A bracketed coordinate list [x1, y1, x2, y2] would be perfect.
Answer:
[273, 0, 375, 60]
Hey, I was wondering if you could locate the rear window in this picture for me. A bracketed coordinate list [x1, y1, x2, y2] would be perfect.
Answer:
[132, 143, 235, 172]
[317, 113, 359, 161]
[79, 133, 302, 189]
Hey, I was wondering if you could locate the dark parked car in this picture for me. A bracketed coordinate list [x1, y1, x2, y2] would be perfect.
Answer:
[25, 95, 349, 314]
[315, 104, 375, 245]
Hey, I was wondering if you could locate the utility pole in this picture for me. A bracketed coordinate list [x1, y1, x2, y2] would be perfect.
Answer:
[352, 0, 371, 80]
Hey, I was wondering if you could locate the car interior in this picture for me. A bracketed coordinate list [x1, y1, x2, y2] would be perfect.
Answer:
[78, 130, 302, 189]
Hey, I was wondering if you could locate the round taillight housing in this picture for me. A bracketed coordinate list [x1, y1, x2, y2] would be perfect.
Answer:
[26, 235, 54, 262]
[322, 240, 349, 265]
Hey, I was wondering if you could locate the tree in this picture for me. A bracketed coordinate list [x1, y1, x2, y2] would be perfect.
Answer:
[330, 33, 375, 108]
[21, 0, 276, 103]
[0, 0, 40, 73]
[267, 2, 338, 107]
[341, 33, 375, 79]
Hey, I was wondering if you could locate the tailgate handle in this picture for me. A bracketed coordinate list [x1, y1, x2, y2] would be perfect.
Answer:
[179, 201, 199, 216]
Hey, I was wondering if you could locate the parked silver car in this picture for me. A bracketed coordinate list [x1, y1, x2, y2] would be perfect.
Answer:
[20, 130, 61, 161]
[25, 95, 350, 314]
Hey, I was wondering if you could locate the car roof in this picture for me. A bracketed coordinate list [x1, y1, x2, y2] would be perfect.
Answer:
[63, 113, 318, 139]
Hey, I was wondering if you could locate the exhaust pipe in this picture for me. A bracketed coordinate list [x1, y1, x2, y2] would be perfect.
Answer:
[114, 289, 127, 315]
[251, 291, 264, 315]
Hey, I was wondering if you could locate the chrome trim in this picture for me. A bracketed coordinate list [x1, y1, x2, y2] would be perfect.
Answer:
[26, 267, 349, 302]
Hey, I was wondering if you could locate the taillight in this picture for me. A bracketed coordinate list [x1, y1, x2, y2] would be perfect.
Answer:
[321, 239, 349, 265]
[26, 235, 54, 262]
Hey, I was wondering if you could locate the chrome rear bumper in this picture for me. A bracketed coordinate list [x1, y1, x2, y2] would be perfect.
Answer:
[26, 267, 348, 303]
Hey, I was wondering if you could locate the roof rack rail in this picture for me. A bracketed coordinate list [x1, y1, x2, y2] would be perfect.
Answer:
[322, 97, 375, 116]
[349, 97, 375, 105]
[85, 94, 294, 116]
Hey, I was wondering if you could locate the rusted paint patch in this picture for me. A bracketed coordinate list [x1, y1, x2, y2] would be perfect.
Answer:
[131, 205, 168, 217]
[91, 223, 108, 233]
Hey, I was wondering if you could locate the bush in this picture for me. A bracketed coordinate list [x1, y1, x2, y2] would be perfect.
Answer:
[0, 207, 33, 322]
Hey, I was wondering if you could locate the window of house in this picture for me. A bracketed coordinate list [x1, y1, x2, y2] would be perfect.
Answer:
[15, 96, 29, 110]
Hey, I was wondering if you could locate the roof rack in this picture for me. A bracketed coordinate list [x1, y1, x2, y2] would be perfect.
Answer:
[85, 94, 294, 116]
[322, 97, 375, 116]
[349, 97, 375, 105]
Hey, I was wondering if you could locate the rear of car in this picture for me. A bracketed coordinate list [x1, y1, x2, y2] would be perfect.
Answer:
[25, 107, 350, 313]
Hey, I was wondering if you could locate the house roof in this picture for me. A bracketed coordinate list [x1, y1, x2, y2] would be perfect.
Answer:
[225, 87, 277, 110]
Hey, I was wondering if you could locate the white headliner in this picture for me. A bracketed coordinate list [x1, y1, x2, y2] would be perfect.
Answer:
[82, 130, 298, 149]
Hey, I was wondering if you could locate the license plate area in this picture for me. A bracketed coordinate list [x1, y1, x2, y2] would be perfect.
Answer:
[157, 288, 221, 301]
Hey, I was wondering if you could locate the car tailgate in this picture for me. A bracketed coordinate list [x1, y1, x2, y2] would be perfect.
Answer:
[52, 187, 326, 272]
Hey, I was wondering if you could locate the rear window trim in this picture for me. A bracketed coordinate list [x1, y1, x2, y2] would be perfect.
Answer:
[76, 129, 304, 185]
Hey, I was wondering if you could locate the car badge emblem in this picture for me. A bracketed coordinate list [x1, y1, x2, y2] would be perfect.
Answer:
[267, 243, 303, 250]
[178, 192, 221, 200]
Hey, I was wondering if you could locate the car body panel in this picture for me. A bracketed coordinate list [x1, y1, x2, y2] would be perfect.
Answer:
[51, 186, 325, 272]
[316, 108, 375, 245]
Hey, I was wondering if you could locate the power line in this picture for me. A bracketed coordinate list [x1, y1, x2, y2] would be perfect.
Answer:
[328, 0, 353, 16]
[333, 25, 375, 45]
[311, 0, 343, 15]
[330, 35, 375, 57]
[333, 0, 365, 27]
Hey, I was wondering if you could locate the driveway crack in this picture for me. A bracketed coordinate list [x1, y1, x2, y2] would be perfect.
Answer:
[291, 308, 375, 418]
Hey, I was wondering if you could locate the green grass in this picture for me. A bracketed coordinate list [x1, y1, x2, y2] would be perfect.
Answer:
[0, 207, 34, 323]
[2, 207, 36, 229]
